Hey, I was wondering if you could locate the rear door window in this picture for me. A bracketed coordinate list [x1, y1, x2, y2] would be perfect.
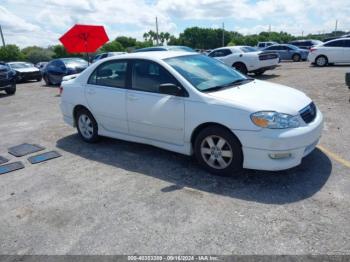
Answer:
[209, 49, 232, 57]
[131, 60, 178, 94]
[88, 60, 128, 88]
[324, 40, 345, 47]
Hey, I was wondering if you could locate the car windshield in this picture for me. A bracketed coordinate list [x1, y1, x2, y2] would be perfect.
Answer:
[62, 58, 88, 67]
[287, 45, 298, 50]
[240, 46, 258, 53]
[165, 54, 251, 92]
[9, 62, 34, 69]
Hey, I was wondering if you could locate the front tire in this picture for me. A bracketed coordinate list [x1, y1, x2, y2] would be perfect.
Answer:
[315, 55, 328, 67]
[43, 75, 52, 86]
[76, 109, 99, 143]
[5, 82, 16, 95]
[194, 126, 243, 176]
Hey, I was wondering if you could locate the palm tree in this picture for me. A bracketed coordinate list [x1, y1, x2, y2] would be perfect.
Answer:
[143, 32, 149, 41]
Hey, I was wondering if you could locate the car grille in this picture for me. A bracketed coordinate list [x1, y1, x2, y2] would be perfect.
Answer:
[259, 53, 279, 60]
[0, 72, 7, 80]
[300, 102, 317, 124]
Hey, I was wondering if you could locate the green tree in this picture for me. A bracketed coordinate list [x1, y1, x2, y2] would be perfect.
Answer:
[115, 36, 137, 48]
[50, 45, 82, 59]
[100, 41, 124, 52]
[0, 44, 24, 62]
[22, 46, 53, 64]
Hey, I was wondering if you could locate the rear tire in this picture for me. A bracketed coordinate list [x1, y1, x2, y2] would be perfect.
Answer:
[5, 82, 16, 95]
[37, 76, 42, 82]
[315, 55, 328, 67]
[194, 126, 243, 176]
[292, 54, 301, 62]
[233, 62, 248, 75]
[76, 108, 99, 143]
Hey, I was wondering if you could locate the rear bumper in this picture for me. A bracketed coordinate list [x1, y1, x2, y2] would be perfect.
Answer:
[234, 108, 324, 171]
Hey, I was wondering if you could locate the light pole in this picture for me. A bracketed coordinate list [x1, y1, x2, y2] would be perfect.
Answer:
[0, 25, 5, 47]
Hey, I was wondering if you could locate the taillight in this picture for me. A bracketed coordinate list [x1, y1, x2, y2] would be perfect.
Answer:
[59, 86, 63, 96]
[310, 48, 317, 52]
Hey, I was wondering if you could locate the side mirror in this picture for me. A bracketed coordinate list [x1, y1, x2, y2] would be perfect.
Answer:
[159, 83, 183, 96]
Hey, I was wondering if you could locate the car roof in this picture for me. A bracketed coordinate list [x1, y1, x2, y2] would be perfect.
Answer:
[213, 46, 244, 51]
[97, 51, 197, 62]
[324, 37, 350, 44]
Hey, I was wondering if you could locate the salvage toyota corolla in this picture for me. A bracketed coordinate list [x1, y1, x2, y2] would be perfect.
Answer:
[60, 51, 323, 175]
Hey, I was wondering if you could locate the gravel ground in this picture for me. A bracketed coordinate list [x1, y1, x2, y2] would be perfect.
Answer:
[0, 62, 349, 255]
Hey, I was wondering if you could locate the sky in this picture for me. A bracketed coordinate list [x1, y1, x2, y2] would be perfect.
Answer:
[0, 0, 349, 48]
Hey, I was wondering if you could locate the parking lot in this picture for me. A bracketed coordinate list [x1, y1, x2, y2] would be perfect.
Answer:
[0, 62, 350, 254]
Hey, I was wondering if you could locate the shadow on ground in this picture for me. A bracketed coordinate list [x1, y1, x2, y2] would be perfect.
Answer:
[253, 74, 280, 80]
[57, 134, 332, 205]
[0, 93, 12, 98]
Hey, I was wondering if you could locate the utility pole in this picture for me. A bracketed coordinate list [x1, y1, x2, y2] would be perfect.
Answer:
[334, 19, 338, 36]
[0, 25, 5, 47]
[301, 31, 304, 37]
[222, 22, 225, 47]
[155, 16, 159, 45]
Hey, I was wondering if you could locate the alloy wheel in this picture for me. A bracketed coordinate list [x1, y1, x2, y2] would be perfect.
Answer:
[200, 135, 233, 169]
[78, 114, 94, 139]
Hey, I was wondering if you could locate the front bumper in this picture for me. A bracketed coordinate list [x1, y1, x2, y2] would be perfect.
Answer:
[0, 78, 15, 89]
[234, 108, 324, 171]
[16, 71, 42, 81]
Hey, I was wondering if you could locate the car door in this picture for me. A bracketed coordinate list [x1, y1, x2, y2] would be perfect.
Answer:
[85, 60, 129, 133]
[323, 40, 345, 62]
[126, 59, 185, 145]
[342, 39, 350, 62]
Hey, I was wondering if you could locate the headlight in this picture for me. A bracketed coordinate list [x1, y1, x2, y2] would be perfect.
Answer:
[251, 111, 300, 129]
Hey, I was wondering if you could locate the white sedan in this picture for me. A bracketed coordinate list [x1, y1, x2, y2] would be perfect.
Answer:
[308, 38, 350, 66]
[208, 46, 279, 75]
[60, 51, 323, 175]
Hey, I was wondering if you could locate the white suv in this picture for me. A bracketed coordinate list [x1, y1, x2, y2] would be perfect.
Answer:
[60, 52, 323, 175]
[308, 38, 350, 66]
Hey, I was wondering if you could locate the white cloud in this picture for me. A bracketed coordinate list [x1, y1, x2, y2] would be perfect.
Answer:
[0, 0, 349, 48]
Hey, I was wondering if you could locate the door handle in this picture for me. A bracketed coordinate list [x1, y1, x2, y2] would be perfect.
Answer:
[128, 94, 139, 101]
[86, 88, 96, 95]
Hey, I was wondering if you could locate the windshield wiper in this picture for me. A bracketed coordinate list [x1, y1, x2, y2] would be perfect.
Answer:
[203, 78, 254, 92]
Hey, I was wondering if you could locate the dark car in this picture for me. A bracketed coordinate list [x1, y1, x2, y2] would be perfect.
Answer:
[288, 39, 323, 50]
[0, 63, 16, 95]
[35, 62, 48, 71]
[135, 45, 195, 53]
[7, 62, 42, 82]
[42, 58, 88, 85]
[262, 44, 309, 62]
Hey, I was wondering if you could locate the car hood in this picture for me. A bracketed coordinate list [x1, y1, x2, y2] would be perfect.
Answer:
[15, 67, 40, 73]
[206, 79, 311, 115]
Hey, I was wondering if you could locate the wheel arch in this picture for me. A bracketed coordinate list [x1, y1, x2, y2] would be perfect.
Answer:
[190, 122, 242, 149]
[73, 104, 91, 127]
